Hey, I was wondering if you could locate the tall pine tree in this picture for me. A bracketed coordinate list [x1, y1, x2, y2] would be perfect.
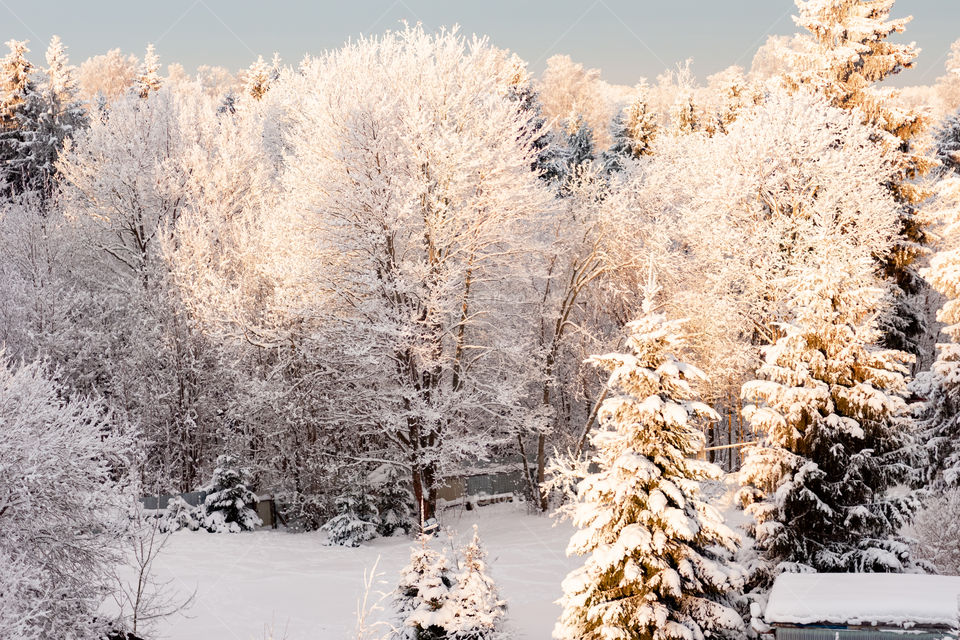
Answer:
[555, 278, 743, 640]
[786, 0, 934, 356]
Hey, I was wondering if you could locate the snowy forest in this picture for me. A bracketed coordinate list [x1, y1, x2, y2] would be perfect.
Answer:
[4, 1, 960, 639]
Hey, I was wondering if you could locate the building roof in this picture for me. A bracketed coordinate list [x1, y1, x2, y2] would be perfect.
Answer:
[765, 573, 960, 629]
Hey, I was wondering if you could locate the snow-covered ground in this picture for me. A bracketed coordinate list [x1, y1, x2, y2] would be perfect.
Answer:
[145, 502, 578, 640]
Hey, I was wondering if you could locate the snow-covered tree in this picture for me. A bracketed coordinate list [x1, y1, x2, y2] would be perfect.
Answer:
[265, 25, 554, 523]
[322, 487, 380, 547]
[372, 463, 417, 537]
[738, 255, 918, 587]
[602, 86, 657, 173]
[0, 39, 38, 194]
[786, 0, 933, 357]
[915, 177, 960, 488]
[911, 488, 960, 575]
[12, 35, 87, 197]
[555, 280, 743, 640]
[395, 538, 458, 640]
[0, 355, 133, 639]
[76, 48, 138, 101]
[135, 44, 161, 98]
[450, 526, 506, 640]
[935, 109, 960, 177]
[201, 454, 261, 532]
[243, 53, 278, 101]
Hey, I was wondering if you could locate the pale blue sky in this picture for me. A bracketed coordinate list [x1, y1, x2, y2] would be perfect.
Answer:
[3, 1, 958, 86]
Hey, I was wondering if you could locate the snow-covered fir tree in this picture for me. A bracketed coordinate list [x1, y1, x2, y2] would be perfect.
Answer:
[541, 115, 595, 192]
[322, 487, 380, 547]
[449, 526, 506, 640]
[134, 44, 161, 99]
[12, 35, 87, 197]
[0, 39, 37, 194]
[201, 454, 261, 533]
[916, 176, 960, 488]
[786, 0, 934, 356]
[602, 86, 657, 173]
[555, 277, 743, 640]
[395, 538, 458, 640]
[935, 109, 960, 177]
[738, 257, 919, 588]
[243, 54, 278, 101]
[372, 463, 417, 537]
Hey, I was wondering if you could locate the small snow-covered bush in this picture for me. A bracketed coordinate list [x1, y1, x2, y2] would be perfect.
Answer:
[159, 496, 202, 532]
[449, 526, 506, 640]
[393, 529, 507, 640]
[395, 537, 457, 640]
[201, 454, 261, 533]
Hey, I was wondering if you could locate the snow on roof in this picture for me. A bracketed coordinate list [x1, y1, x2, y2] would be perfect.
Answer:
[765, 573, 960, 629]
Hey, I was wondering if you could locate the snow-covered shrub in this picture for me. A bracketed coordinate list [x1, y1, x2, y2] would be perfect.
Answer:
[395, 537, 457, 640]
[201, 454, 261, 533]
[0, 355, 132, 639]
[323, 490, 380, 547]
[159, 495, 202, 532]
[449, 527, 506, 640]
[372, 463, 416, 537]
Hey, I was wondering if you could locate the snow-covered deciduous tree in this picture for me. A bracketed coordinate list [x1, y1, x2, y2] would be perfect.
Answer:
[76, 48, 138, 101]
[0, 355, 133, 640]
[554, 279, 743, 640]
[911, 489, 960, 575]
[738, 255, 918, 587]
[395, 538, 458, 640]
[449, 526, 506, 640]
[201, 454, 261, 533]
[271, 25, 554, 523]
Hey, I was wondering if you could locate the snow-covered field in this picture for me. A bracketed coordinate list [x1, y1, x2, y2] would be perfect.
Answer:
[147, 502, 577, 640]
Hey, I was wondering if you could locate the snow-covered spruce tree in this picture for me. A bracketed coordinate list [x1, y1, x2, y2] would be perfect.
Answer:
[738, 258, 918, 588]
[555, 282, 743, 640]
[395, 537, 458, 640]
[243, 53, 279, 101]
[0, 355, 132, 639]
[372, 463, 417, 537]
[935, 109, 960, 177]
[0, 39, 38, 194]
[786, 0, 934, 356]
[134, 43, 161, 99]
[541, 115, 596, 193]
[12, 35, 87, 198]
[450, 526, 506, 640]
[602, 86, 657, 174]
[916, 177, 960, 488]
[322, 487, 380, 547]
[201, 454, 261, 533]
